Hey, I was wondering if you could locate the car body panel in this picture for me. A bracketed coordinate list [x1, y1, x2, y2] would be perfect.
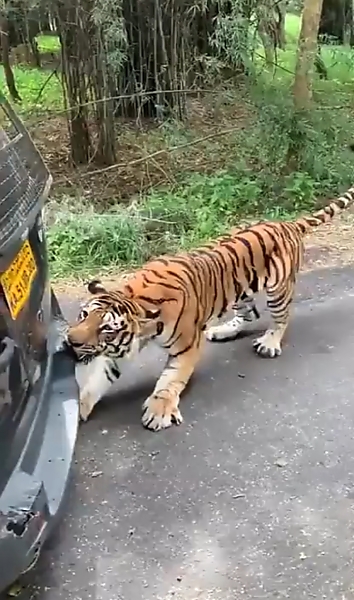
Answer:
[0, 94, 79, 592]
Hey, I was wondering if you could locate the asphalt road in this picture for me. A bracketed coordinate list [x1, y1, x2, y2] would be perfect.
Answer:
[14, 266, 354, 599]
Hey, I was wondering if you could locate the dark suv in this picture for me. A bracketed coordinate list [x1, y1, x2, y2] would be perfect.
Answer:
[0, 94, 79, 592]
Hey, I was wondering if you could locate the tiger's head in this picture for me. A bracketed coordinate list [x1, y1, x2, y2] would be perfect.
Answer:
[66, 280, 161, 363]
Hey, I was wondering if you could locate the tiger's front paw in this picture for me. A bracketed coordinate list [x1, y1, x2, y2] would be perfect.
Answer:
[79, 391, 98, 422]
[141, 391, 183, 432]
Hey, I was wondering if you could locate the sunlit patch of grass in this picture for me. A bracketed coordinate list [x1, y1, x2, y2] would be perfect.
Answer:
[256, 12, 354, 105]
[36, 34, 61, 54]
[0, 65, 63, 115]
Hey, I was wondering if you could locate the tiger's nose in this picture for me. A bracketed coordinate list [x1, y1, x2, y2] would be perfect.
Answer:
[66, 331, 81, 347]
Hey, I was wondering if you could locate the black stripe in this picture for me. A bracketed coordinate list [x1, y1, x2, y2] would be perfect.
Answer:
[105, 368, 116, 384]
[163, 331, 183, 349]
[224, 251, 242, 298]
[153, 258, 170, 266]
[212, 248, 230, 317]
[170, 338, 197, 358]
[262, 224, 281, 248]
[166, 269, 189, 291]
[111, 365, 121, 379]
[222, 242, 240, 267]
[143, 270, 181, 292]
[197, 251, 225, 304]
[190, 255, 206, 310]
[168, 257, 194, 269]
[163, 293, 187, 347]
[117, 331, 133, 346]
[237, 237, 256, 268]
[247, 229, 268, 256]
[138, 295, 177, 305]
[269, 256, 280, 283]
[242, 256, 252, 285]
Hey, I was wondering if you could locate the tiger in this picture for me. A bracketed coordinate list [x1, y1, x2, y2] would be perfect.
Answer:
[66, 187, 354, 431]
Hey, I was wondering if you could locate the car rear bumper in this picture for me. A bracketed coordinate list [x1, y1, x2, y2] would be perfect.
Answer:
[0, 292, 79, 592]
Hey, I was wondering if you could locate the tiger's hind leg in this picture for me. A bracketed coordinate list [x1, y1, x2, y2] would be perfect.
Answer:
[253, 275, 295, 359]
[206, 292, 261, 342]
[142, 335, 205, 432]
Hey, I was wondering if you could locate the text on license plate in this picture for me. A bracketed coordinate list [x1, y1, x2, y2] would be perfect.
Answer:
[0, 239, 37, 319]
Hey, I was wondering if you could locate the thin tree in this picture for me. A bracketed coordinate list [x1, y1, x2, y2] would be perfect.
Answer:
[52, 0, 117, 166]
[0, 3, 21, 101]
[257, 0, 287, 70]
[293, 0, 324, 109]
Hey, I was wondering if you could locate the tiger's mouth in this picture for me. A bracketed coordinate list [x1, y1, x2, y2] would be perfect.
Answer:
[63, 339, 100, 363]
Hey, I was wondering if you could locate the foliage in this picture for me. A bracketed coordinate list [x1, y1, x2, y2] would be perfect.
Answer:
[4, 12, 354, 278]
[287, 0, 303, 15]
[46, 166, 319, 279]
[36, 34, 61, 53]
[210, 8, 255, 74]
[91, 0, 127, 72]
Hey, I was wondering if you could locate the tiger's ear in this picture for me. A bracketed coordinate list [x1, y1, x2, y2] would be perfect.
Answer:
[87, 279, 107, 295]
[139, 307, 162, 338]
[143, 308, 160, 320]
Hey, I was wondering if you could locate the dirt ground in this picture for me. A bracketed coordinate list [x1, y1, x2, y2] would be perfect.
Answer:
[29, 92, 254, 204]
[305, 212, 354, 269]
[53, 211, 354, 299]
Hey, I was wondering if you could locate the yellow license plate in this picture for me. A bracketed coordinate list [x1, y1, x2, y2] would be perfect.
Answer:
[0, 239, 37, 319]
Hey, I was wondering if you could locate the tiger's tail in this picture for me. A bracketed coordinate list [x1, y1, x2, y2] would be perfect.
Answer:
[295, 186, 354, 234]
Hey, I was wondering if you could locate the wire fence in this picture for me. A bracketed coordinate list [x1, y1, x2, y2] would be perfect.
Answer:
[0, 93, 51, 249]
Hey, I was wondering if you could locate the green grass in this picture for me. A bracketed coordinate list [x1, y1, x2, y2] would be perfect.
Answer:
[274, 14, 354, 90]
[0, 34, 62, 115]
[285, 13, 301, 40]
[0, 66, 63, 115]
[37, 34, 61, 54]
[47, 170, 294, 278]
[47, 152, 354, 279]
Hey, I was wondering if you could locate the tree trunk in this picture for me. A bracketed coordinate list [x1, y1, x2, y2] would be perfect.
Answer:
[55, 0, 117, 166]
[293, 0, 324, 110]
[257, 0, 287, 70]
[319, 0, 353, 45]
[92, 48, 116, 165]
[116, 0, 236, 120]
[117, 0, 188, 120]
[258, 26, 274, 68]
[286, 0, 324, 172]
[56, 0, 91, 166]
[277, 0, 287, 49]
[257, 1, 274, 68]
[0, 12, 21, 102]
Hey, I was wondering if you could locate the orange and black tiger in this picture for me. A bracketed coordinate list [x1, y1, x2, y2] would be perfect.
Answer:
[66, 187, 354, 431]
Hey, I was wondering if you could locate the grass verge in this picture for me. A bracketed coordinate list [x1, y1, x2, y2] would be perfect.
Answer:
[46, 134, 354, 281]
